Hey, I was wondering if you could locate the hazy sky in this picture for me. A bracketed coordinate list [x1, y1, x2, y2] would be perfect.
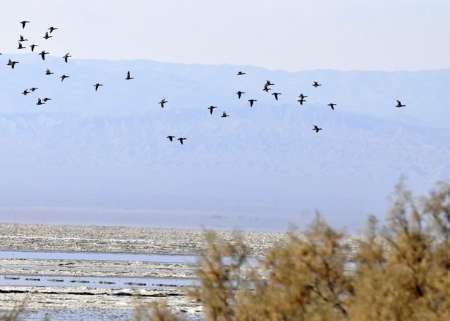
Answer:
[1, 0, 450, 71]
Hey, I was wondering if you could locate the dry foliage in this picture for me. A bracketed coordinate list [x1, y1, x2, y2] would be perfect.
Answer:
[186, 180, 450, 321]
[133, 302, 182, 321]
[0, 302, 26, 321]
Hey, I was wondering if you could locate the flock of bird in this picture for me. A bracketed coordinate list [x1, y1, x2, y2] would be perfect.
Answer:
[3, 20, 408, 144]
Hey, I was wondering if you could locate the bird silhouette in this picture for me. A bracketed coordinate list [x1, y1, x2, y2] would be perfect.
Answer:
[221, 112, 229, 118]
[248, 99, 257, 107]
[60, 74, 70, 82]
[19, 35, 28, 42]
[236, 91, 245, 99]
[297, 98, 306, 106]
[22, 89, 30, 96]
[263, 84, 272, 92]
[125, 71, 134, 80]
[159, 99, 168, 108]
[272, 92, 281, 101]
[178, 137, 187, 145]
[299, 94, 308, 100]
[48, 26, 58, 33]
[36, 98, 44, 106]
[8, 60, 19, 69]
[20, 21, 30, 29]
[328, 103, 336, 110]
[208, 106, 217, 115]
[265, 80, 275, 87]
[17, 42, 26, 50]
[45, 69, 54, 76]
[396, 100, 406, 108]
[167, 135, 176, 142]
[30, 87, 38, 92]
[30, 44, 38, 52]
[63, 53, 71, 63]
[43, 32, 52, 40]
[237, 71, 246, 76]
[39, 51, 49, 60]
[313, 81, 322, 88]
[94, 83, 103, 91]
[43, 97, 52, 103]
[313, 125, 323, 133]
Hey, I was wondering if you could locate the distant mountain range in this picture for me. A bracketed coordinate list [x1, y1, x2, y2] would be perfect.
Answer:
[0, 55, 448, 231]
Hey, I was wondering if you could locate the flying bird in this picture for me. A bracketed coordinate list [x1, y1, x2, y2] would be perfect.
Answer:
[60, 74, 70, 82]
[248, 99, 257, 107]
[125, 71, 134, 80]
[43, 97, 52, 103]
[298, 94, 308, 100]
[313, 81, 322, 88]
[94, 83, 103, 91]
[45, 69, 54, 76]
[39, 51, 49, 60]
[265, 80, 275, 87]
[263, 84, 272, 92]
[22, 89, 30, 96]
[43, 32, 52, 40]
[208, 106, 217, 115]
[20, 21, 30, 29]
[48, 26, 58, 33]
[297, 98, 306, 106]
[221, 112, 230, 118]
[328, 103, 336, 110]
[19, 35, 28, 42]
[36, 98, 44, 106]
[396, 100, 406, 108]
[159, 99, 168, 108]
[236, 91, 245, 99]
[167, 136, 176, 142]
[63, 53, 71, 63]
[30, 44, 38, 52]
[178, 137, 187, 145]
[8, 60, 19, 69]
[17, 42, 26, 50]
[313, 125, 323, 133]
[30, 87, 38, 92]
[272, 92, 281, 101]
[237, 71, 246, 76]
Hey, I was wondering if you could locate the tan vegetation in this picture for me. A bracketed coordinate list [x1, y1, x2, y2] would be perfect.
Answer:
[159, 180, 449, 321]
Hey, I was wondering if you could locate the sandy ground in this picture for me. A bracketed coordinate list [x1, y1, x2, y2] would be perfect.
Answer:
[0, 223, 283, 320]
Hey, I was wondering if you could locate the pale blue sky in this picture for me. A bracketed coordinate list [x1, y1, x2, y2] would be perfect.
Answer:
[1, 0, 450, 71]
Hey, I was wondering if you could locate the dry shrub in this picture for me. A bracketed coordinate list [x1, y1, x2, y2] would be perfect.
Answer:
[0, 302, 26, 321]
[133, 302, 181, 321]
[187, 180, 450, 321]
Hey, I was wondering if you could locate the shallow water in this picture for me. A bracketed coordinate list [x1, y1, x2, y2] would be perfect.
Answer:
[0, 274, 195, 289]
[0, 250, 198, 264]
[18, 309, 201, 321]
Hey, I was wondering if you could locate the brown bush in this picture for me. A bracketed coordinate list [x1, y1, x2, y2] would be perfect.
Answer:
[186, 180, 450, 321]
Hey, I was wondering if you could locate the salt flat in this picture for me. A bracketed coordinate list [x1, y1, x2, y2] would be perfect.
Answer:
[0, 223, 282, 255]
[0, 223, 282, 320]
